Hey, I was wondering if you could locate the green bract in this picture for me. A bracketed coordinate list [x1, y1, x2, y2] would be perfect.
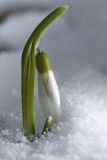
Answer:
[21, 4, 69, 140]
[36, 51, 51, 73]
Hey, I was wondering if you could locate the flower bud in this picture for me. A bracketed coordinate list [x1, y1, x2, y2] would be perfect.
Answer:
[36, 51, 61, 123]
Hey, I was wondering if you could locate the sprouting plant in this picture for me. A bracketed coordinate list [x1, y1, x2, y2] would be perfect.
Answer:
[21, 5, 69, 140]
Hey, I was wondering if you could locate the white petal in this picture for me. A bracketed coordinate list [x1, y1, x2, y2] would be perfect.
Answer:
[38, 70, 61, 123]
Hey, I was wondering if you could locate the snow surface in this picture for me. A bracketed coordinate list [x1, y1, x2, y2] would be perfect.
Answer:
[0, 53, 107, 160]
[0, 0, 107, 160]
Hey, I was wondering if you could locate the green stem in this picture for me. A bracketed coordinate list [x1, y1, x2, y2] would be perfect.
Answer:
[42, 116, 53, 135]
[21, 5, 69, 139]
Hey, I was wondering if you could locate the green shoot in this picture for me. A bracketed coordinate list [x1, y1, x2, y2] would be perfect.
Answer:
[42, 116, 53, 135]
[21, 5, 69, 140]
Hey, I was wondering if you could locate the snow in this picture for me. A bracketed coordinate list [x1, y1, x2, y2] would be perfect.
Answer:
[0, 55, 107, 160]
[0, 0, 107, 159]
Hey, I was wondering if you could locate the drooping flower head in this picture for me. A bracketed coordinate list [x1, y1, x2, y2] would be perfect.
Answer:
[36, 51, 61, 123]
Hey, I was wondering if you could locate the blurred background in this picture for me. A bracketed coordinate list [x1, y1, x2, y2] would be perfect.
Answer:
[0, 0, 107, 76]
[0, 0, 107, 160]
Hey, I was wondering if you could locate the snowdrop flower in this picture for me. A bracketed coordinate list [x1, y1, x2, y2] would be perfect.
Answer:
[36, 51, 61, 123]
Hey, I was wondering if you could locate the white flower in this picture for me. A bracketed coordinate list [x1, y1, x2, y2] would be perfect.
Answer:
[36, 51, 61, 123]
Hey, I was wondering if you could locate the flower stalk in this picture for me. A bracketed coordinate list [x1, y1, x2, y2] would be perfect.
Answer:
[42, 116, 53, 134]
[21, 5, 69, 139]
